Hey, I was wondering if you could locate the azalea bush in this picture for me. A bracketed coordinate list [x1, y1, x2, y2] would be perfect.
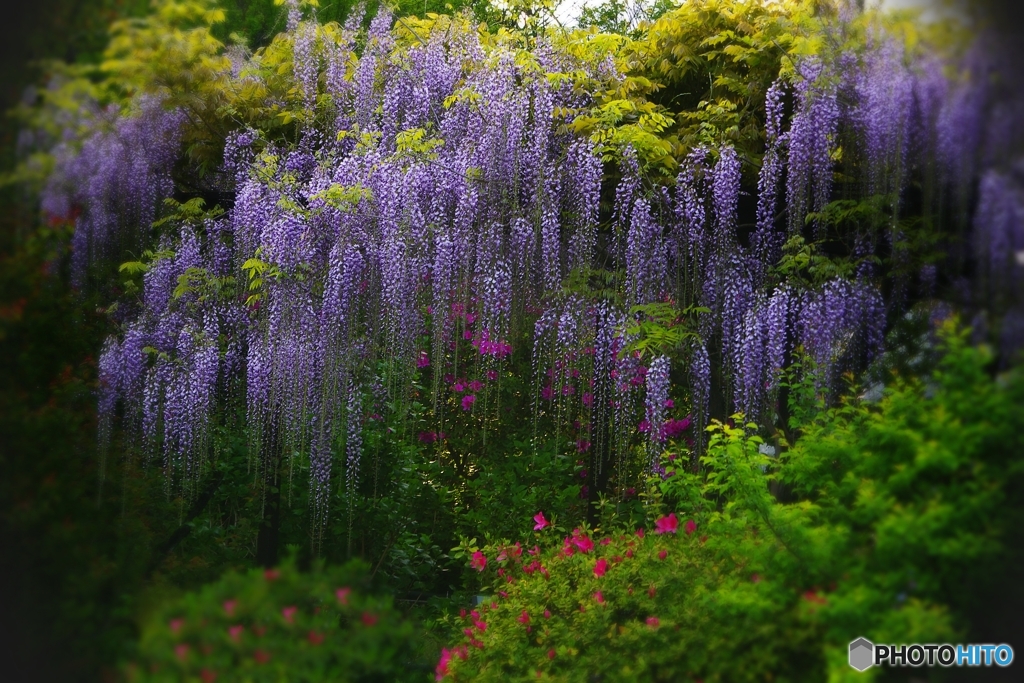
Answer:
[437, 321, 1024, 682]
[125, 555, 433, 682]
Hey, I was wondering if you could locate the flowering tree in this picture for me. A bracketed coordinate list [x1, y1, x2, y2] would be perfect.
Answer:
[16, 0, 1022, 571]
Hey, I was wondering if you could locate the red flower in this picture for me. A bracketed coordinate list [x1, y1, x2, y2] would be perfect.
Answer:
[654, 513, 679, 534]
[658, 549, 668, 560]
[263, 568, 281, 581]
[436, 648, 453, 680]
[571, 529, 594, 553]
[544, 609, 551, 619]
[228, 625, 244, 642]
[336, 586, 351, 605]
[169, 618, 184, 634]
[362, 612, 378, 626]
[684, 518, 697, 535]
[308, 630, 324, 645]
[473, 619, 487, 632]
[593, 558, 609, 578]
[532, 509, 548, 532]
[648, 585, 657, 598]
[471, 551, 487, 571]
[636, 527, 645, 538]
[751, 573, 761, 583]
[593, 591, 605, 604]
[254, 649, 271, 665]
[175, 644, 189, 661]
[200, 669, 217, 683]
[548, 649, 556, 660]
[222, 600, 237, 617]
[646, 616, 660, 628]
[282, 606, 297, 623]
[518, 611, 530, 624]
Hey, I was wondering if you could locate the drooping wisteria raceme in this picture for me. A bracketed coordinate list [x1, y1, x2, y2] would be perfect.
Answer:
[41, 96, 184, 286]
[65, 5, 1020, 534]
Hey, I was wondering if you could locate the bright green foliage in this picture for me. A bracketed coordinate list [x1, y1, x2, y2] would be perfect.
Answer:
[126, 555, 433, 682]
[439, 321, 1024, 681]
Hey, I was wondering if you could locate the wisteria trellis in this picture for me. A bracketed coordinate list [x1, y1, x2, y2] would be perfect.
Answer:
[43, 8, 1019, 535]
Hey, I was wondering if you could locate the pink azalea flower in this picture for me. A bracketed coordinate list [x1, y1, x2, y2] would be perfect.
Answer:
[658, 549, 668, 560]
[637, 420, 650, 433]
[228, 625, 244, 642]
[533, 512, 549, 530]
[582, 392, 594, 407]
[594, 591, 605, 604]
[654, 513, 679, 534]
[470, 551, 487, 571]
[593, 558, 609, 578]
[336, 587, 351, 605]
[253, 649, 271, 664]
[417, 351, 430, 368]
[282, 606, 298, 623]
[222, 600, 237, 616]
[175, 644, 190, 661]
[548, 649, 556, 660]
[463, 329, 473, 340]
[461, 394, 476, 410]
[473, 619, 487, 632]
[436, 648, 453, 680]
[541, 384, 554, 401]
[418, 431, 437, 443]
[361, 612, 378, 626]
[452, 381, 465, 393]
[684, 519, 697, 535]
[528, 544, 541, 555]
[544, 610, 551, 619]
[486, 370, 498, 381]
[648, 585, 657, 598]
[169, 618, 184, 633]
[571, 530, 594, 553]
[517, 611, 530, 624]
[468, 380, 483, 392]
[263, 568, 280, 581]
[308, 630, 324, 645]
[636, 527, 645, 538]
[646, 616, 660, 628]
[664, 399, 674, 408]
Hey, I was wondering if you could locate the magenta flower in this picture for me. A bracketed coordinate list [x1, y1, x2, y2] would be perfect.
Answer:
[638, 420, 650, 433]
[417, 351, 430, 368]
[468, 380, 483, 392]
[593, 558, 609, 577]
[222, 600, 237, 616]
[282, 605, 298, 623]
[654, 513, 679, 534]
[336, 587, 351, 605]
[452, 381, 465, 393]
[684, 518, 697, 535]
[646, 616, 660, 628]
[517, 610, 530, 624]
[418, 431, 437, 443]
[541, 384, 554, 401]
[228, 625, 244, 642]
[594, 591, 605, 604]
[470, 551, 487, 571]
[571, 530, 594, 553]
[533, 512, 549, 530]
[361, 612, 378, 626]
[486, 370, 498, 381]
[658, 549, 668, 560]
[461, 394, 476, 410]
[435, 646, 453, 680]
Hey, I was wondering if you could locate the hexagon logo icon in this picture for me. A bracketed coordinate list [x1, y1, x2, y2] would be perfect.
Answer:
[849, 637, 874, 671]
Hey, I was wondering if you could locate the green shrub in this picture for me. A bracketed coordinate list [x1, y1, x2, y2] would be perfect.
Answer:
[125, 556, 433, 682]
[436, 321, 1024, 682]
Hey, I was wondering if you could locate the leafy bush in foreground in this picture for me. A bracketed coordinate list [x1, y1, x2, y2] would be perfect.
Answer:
[437, 322, 1024, 682]
[125, 556, 432, 682]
